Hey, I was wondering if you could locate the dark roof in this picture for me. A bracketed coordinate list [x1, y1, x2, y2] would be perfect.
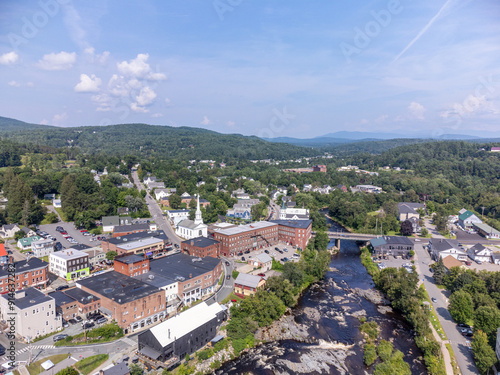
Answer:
[48, 291, 76, 307]
[102, 362, 129, 375]
[2, 287, 52, 309]
[134, 253, 221, 288]
[0, 257, 48, 278]
[115, 254, 146, 264]
[383, 236, 414, 246]
[105, 230, 168, 246]
[469, 243, 486, 254]
[431, 239, 460, 252]
[77, 271, 161, 304]
[182, 236, 219, 248]
[68, 244, 91, 251]
[63, 287, 100, 305]
[113, 224, 150, 233]
[269, 220, 312, 229]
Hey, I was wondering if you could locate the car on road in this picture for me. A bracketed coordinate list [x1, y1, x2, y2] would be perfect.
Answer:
[244, 250, 250, 254]
[53, 334, 68, 342]
[225, 261, 230, 266]
[257, 273, 265, 277]
[431, 297, 437, 303]
[264, 250, 269, 254]
[82, 322, 94, 329]
[465, 261, 472, 266]
[414, 238, 420, 242]
[56, 285, 69, 291]
[75, 316, 83, 322]
[458, 323, 470, 328]
[226, 275, 230, 280]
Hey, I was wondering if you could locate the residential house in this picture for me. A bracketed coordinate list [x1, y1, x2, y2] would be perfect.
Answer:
[148, 182, 166, 191]
[430, 238, 467, 261]
[0, 288, 61, 340]
[82, 246, 106, 266]
[248, 253, 272, 272]
[17, 236, 42, 251]
[458, 210, 482, 230]
[369, 236, 414, 257]
[442, 255, 465, 271]
[312, 165, 327, 173]
[137, 301, 225, 364]
[234, 273, 266, 297]
[472, 223, 500, 239]
[100, 362, 130, 375]
[155, 188, 176, 201]
[352, 185, 383, 194]
[21, 227, 37, 237]
[398, 202, 425, 222]
[492, 253, 500, 265]
[102, 216, 133, 232]
[44, 193, 56, 200]
[303, 184, 312, 192]
[279, 206, 310, 220]
[227, 199, 260, 220]
[467, 243, 493, 263]
[0, 223, 21, 238]
[166, 209, 190, 226]
[53, 199, 62, 208]
[32, 238, 55, 257]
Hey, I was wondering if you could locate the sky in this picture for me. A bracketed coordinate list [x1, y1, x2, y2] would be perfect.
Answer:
[1, 0, 500, 139]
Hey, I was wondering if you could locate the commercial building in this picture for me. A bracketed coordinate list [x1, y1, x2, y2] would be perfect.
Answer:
[112, 223, 157, 238]
[63, 287, 101, 318]
[458, 210, 482, 230]
[82, 247, 107, 266]
[114, 254, 150, 277]
[270, 220, 312, 250]
[101, 230, 169, 253]
[212, 221, 279, 257]
[0, 258, 49, 293]
[181, 237, 220, 258]
[472, 222, 500, 239]
[429, 238, 467, 261]
[137, 301, 225, 363]
[234, 273, 266, 297]
[0, 287, 61, 340]
[48, 290, 79, 321]
[369, 236, 414, 257]
[49, 249, 89, 281]
[247, 253, 272, 272]
[77, 271, 166, 333]
[115, 238, 165, 257]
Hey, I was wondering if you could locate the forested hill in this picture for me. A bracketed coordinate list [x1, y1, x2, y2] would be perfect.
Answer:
[0, 120, 316, 161]
[0, 116, 55, 131]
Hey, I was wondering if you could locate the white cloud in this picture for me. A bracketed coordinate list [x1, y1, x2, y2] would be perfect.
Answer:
[135, 86, 157, 106]
[375, 115, 388, 123]
[131, 102, 149, 113]
[8, 81, 20, 87]
[440, 94, 497, 119]
[91, 93, 113, 112]
[151, 113, 164, 118]
[37, 51, 76, 71]
[108, 74, 129, 97]
[74, 74, 102, 93]
[8, 80, 34, 88]
[409, 102, 426, 120]
[200, 116, 212, 126]
[227, 120, 235, 127]
[83, 47, 110, 65]
[165, 98, 171, 105]
[117, 54, 166, 80]
[0, 51, 19, 65]
[52, 112, 68, 126]
[360, 119, 369, 125]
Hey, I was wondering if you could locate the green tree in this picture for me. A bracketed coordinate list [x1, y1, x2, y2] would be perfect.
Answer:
[432, 257, 446, 285]
[448, 290, 474, 324]
[169, 194, 181, 209]
[472, 330, 497, 375]
[364, 343, 377, 366]
[44, 212, 59, 224]
[105, 251, 117, 261]
[282, 262, 304, 287]
[474, 305, 500, 341]
[377, 340, 394, 362]
[313, 230, 329, 250]
[55, 368, 79, 375]
[129, 363, 143, 375]
[14, 230, 25, 241]
[400, 220, 413, 236]
[420, 228, 429, 237]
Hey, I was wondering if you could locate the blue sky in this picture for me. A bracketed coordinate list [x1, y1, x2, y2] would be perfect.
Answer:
[1, 0, 500, 138]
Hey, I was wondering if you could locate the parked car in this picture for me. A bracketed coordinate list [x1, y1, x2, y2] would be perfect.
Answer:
[476, 260, 482, 265]
[264, 250, 269, 254]
[431, 297, 437, 303]
[241, 257, 245, 261]
[56, 285, 69, 291]
[82, 322, 94, 329]
[277, 249, 283, 254]
[274, 247, 280, 252]
[96, 317, 107, 324]
[0, 344, 6, 356]
[53, 334, 68, 342]
[283, 248, 288, 252]
[75, 316, 83, 322]
[244, 250, 250, 254]
[225, 261, 230, 266]
[62, 320, 69, 328]
[257, 273, 265, 277]
[68, 319, 77, 325]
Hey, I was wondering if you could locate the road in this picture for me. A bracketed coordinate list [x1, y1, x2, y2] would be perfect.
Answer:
[416, 220, 479, 374]
[130, 169, 181, 247]
[268, 200, 280, 220]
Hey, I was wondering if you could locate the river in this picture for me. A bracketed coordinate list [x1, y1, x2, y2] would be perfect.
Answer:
[217, 217, 427, 374]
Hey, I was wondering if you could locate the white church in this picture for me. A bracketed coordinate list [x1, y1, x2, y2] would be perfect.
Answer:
[175, 194, 208, 239]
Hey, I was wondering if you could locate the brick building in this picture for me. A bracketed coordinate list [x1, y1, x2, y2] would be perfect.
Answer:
[270, 220, 312, 250]
[181, 237, 220, 258]
[0, 258, 49, 294]
[112, 223, 157, 238]
[48, 290, 79, 321]
[312, 165, 327, 173]
[114, 254, 150, 277]
[77, 271, 166, 333]
[211, 221, 279, 257]
[114, 238, 165, 257]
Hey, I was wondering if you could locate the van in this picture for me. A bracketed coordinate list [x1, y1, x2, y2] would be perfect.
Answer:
[96, 317, 107, 324]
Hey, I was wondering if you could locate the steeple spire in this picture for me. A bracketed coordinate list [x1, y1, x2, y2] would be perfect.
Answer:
[194, 194, 203, 225]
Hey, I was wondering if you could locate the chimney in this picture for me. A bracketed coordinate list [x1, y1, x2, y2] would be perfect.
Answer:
[189, 273, 192, 279]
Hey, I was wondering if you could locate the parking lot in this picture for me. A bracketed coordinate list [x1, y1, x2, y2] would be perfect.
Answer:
[39, 222, 104, 249]
[230, 242, 300, 266]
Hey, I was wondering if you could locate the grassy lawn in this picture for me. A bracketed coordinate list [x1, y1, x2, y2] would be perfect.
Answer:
[446, 343, 461, 375]
[27, 354, 68, 375]
[221, 292, 243, 304]
[419, 233, 433, 238]
[75, 354, 109, 375]
[53, 207, 68, 222]
[419, 285, 448, 340]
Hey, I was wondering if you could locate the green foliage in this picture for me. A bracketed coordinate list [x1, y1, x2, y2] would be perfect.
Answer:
[44, 212, 59, 224]
[196, 348, 214, 361]
[176, 363, 195, 375]
[210, 360, 221, 370]
[373, 349, 411, 375]
[364, 343, 377, 366]
[432, 257, 446, 285]
[420, 228, 429, 237]
[448, 290, 474, 324]
[376, 340, 394, 362]
[282, 262, 304, 287]
[271, 257, 284, 271]
[472, 330, 498, 375]
[360, 247, 379, 277]
[75, 354, 109, 375]
[105, 251, 117, 261]
[14, 230, 25, 240]
[162, 369, 172, 375]
[266, 276, 296, 307]
[474, 305, 500, 342]
[360, 321, 379, 341]
[232, 270, 239, 279]
[55, 368, 79, 375]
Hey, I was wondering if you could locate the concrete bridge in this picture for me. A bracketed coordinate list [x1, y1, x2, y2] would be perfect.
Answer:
[312, 231, 375, 249]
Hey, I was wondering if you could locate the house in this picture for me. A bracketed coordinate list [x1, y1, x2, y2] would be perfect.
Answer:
[32, 238, 55, 257]
[155, 188, 176, 201]
[492, 253, 500, 265]
[369, 236, 414, 257]
[270, 187, 287, 201]
[303, 184, 312, 192]
[143, 176, 157, 186]
[148, 182, 166, 191]
[49, 249, 89, 281]
[102, 216, 120, 232]
[429, 239, 467, 261]
[21, 227, 37, 237]
[234, 273, 266, 297]
[279, 206, 310, 220]
[176, 195, 207, 240]
[472, 223, 500, 239]
[491, 147, 500, 152]
[52, 199, 62, 208]
[167, 209, 190, 225]
[442, 255, 465, 271]
[0, 244, 8, 265]
[467, 243, 493, 263]
[398, 202, 425, 222]
[248, 253, 272, 272]
[227, 199, 260, 220]
[337, 184, 348, 193]
[82, 247, 106, 266]
[44, 193, 56, 200]
[77, 271, 166, 333]
[0, 258, 49, 293]
[100, 362, 130, 375]
[0, 224, 21, 238]
[137, 301, 225, 364]
[312, 165, 327, 173]
[48, 290, 79, 321]
[0, 288, 61, 340]
[17, 236, 42, 250]
[458, 210, 482, 230]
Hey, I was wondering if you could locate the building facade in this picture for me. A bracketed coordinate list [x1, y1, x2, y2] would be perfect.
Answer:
[369, 236, 414, 257]
[234, 273, 266, 297]
[32, 238, 55, 257]
[0, 258, 49, 294]
[181, 237, 220, 258]
[270, 220, 312, 250]
[49, 249, 89, 281]
[175, 195, 208, 240]
[114, 254, 150, 277]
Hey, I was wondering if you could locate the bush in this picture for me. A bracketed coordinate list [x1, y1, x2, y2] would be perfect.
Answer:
[360, 321, 379, 341]
[210, 360, 221, 370]
[377, 340, 393, 362]
[196, 348, 213, 361]
[364, 343, 377, 366]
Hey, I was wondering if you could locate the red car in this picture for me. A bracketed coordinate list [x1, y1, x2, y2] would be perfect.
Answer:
[231, 299, 237, 303]
[257, 273, 265, 277]
[61, 231, 68, 235]
[80, 229, 88, 233]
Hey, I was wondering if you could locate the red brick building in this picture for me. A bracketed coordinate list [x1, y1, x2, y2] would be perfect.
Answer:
[312, 165, 327, 173]
[211, 221, 279, 257]
[270, 220, 312, 250]
[114, 254, 150, 277]
[181, 237, 220, 258]
[77, 271, 166, 333]
[0, 258, 49, 294]
[112, 223, 157, 238]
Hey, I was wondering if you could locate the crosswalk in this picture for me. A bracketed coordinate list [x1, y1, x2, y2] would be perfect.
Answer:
[13, 345, 56, 356]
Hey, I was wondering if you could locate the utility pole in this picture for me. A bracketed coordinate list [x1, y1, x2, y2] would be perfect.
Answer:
[481, 206, 485, 218]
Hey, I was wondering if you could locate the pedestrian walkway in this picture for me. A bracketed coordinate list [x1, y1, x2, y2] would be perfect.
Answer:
[14, 345, 56, 356]
[121, 337, 136, 346]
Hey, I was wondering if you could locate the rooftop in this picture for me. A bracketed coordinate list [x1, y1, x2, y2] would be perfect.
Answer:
[102, 216, 120, 226]
[0, 257, 48, 278]
[77, 271, 161, 305]
[2, 287, 53, 310]
[473, 223, 500, 236]
[67, 244, 91, 251]
[213, 221, 277, 236]
[18, 236, 42, 246]
[48, 290, 76, 307]
[115, 237, 164, 251]
[431, 238, 462, 252]
[105, 230, 168, 246]
[442, 255, 463, 270]
[63, 287, 100, 305]
[115, 254, 146, 264]
[182, 236, 219, 248]
[234, 273, 264, 288]
[113, 223, 150, 233]
[269, 220, 312, 229]
[50, 249, 88, 261]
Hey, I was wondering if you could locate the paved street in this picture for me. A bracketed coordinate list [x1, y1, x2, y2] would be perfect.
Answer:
[131, 169, 181, 247]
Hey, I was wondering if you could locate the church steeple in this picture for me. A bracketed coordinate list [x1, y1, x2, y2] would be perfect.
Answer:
[194, 194, 203, 225]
